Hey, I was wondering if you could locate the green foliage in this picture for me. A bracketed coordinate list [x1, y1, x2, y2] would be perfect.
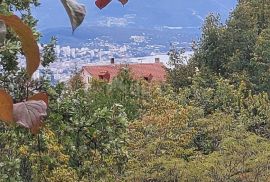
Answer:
[192, 14, 226, 75]
[41, 37, 57, 67]
[167, 48, 195, 91]
[192, 0, 270, 93]
[87, 68, 143, 120]
[1, 0, 270, 181]
[0, 0, 56, 101]
[124, 75, 270, 181]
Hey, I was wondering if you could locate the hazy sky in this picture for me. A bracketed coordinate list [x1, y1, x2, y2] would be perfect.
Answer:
[32, 0, 237, 30]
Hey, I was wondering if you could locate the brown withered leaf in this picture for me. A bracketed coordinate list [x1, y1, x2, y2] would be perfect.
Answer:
[0, 20, 6, 44]
[28, 92, 49, 107]
[95, 0, 112, 9]
[0, 89, 14, 123]
[61, 0, 86, 32]
[119, 0, 128, 5]
[0, 15, 40, 77]
[13, 100, 47, 134]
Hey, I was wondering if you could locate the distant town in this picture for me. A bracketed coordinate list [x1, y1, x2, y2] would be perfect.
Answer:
[19, 36, 193, 84]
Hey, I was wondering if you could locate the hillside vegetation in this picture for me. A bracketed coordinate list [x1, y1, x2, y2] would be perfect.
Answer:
[1, 0, 270, 181]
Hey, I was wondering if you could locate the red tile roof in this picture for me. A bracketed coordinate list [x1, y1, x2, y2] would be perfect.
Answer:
[82, 63, 167, 82]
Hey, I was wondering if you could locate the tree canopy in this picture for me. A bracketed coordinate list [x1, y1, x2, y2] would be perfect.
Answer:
[1, 0, 270, 181]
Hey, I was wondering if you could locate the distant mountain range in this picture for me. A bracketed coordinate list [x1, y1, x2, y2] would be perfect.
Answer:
[28, 0, 238, 83]
[34, 0, 236, 30]
[33, 0, 237, 47]
[41, 26, 200, 47]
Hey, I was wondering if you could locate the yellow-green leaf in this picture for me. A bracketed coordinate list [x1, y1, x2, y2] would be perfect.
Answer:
[0, 15, 40, 77]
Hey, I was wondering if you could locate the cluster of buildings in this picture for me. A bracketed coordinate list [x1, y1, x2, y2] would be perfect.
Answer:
[16, 35, 193, 85]
[28, 54, 170, 85]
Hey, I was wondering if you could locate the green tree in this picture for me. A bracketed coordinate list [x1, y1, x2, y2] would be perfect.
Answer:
[167, 47, 195, 91]
[87, 68, 143, 120]
[0, 1, 57, 181]
[192, 14, 226, 75]
[192, 0, 270, 93]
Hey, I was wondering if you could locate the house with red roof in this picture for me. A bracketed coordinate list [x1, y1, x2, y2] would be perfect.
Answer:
[81, 58, 167, 85]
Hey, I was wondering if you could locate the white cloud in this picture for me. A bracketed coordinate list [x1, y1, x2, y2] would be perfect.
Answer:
[124, 14, 136, 19]
[162, 26, 200, 30]
[97, 14, 136, 27]
[163, 26, 183, 30]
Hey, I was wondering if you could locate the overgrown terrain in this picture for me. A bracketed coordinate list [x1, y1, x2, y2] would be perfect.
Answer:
[1, 0, 270, 181]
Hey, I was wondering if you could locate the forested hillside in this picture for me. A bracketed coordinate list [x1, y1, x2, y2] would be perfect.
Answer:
[1, 0, 270, 181]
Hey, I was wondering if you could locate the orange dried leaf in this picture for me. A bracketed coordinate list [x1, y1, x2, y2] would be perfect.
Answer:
[28, 92, 49, 107]
[13, 100, 47, 134]
[0, 89, 14, 123]
[0, 15, 40, 77]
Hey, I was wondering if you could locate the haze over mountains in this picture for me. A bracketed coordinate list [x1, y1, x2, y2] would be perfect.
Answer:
[34, 0, 236, 46]
[34, 0, 236, 30]
[29, 0, 237, 83]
